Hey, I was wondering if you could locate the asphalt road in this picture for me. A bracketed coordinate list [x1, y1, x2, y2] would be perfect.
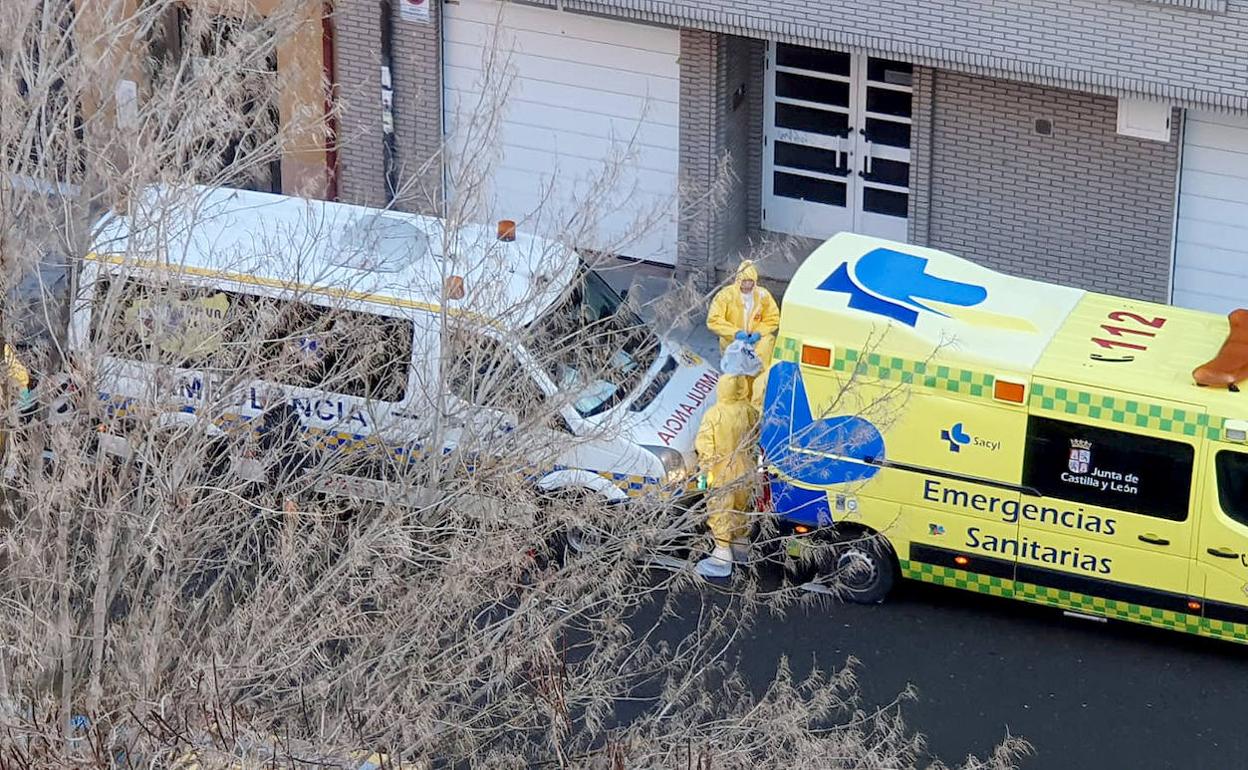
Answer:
[696, 577, 1248, 768]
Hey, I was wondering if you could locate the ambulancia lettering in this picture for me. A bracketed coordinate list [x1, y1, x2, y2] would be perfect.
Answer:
[657, 371, 719, 446]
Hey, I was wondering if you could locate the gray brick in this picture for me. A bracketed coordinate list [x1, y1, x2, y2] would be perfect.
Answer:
[332, 0, 384, 205]
[915, 71, 1179, 302]
[562, 0, 1248, 108]
[676, 31, 757, 288]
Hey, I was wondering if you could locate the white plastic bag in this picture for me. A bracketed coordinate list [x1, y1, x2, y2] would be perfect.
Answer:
[721, 338, 762, 377]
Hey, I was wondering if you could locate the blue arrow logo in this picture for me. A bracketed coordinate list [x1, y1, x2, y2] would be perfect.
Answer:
[817, 247, 988, 327]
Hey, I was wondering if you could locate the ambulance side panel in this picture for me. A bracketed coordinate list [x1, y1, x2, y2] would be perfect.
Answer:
[862, 379, 1029, 587]
[762, 350, 1029, 588]
[78, 263, 425, 460]
[1015, 380, 1202, 621]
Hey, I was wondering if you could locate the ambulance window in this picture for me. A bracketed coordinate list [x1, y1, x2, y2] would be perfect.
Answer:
[444, 332, 545, 418]
[1215, 451, 1248, 527]
[1022, 416, 1193, 521]
[261, 300, 413, 402]
[92, 277, 413, 400]
[92, 276, 248, 369]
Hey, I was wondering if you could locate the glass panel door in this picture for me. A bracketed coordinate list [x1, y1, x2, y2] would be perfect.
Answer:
[763, 45, 912, 242]
[854, 57, 913, 241]
[763, 43, 855, 238]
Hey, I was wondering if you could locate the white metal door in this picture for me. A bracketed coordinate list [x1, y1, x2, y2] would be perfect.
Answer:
[763, 43, 913, 242]
[1172, 109, 1248, 314]
[443, 0, 680, 265]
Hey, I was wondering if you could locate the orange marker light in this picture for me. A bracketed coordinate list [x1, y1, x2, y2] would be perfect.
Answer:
[994, 379, 1026, 403]
[445, 275, 465, 300]
[953, 555, 970, 566]
[801, 345, 832, 368]
[794, 525, 810, 534]
[1188, 600, 1202, 612]
[497, 219, 516, 242]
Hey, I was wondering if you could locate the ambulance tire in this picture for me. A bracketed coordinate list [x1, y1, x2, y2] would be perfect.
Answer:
[830, 527, 896, 605]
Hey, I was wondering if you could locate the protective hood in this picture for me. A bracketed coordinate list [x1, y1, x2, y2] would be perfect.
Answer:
[716, 375, 748, 404]
[734, 260, 759, 289]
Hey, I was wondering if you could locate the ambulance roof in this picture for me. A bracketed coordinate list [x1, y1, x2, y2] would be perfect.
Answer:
[1037, 292, 1242, 414]
[783, 232, 1085, 375]
[89, 185, 578, 329]
[785, 233, 1246, 416]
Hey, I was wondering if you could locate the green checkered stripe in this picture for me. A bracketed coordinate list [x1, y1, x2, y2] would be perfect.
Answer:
[776, 336, 801, 363]
[835, 349, 995, 398]
[774, 337, 996, 398]
[904, 559, 1016, 597]
[1029, 383, 1220, 439]
[901, 560, 1248, 644]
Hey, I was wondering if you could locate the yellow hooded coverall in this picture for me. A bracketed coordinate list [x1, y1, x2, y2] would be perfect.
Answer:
[706, 260, 780, 409]
[695, 376, 757, 548]
[0, 344, 29, 455]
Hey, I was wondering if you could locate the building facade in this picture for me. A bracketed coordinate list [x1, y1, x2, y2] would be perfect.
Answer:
[330, 0, 1248, 313]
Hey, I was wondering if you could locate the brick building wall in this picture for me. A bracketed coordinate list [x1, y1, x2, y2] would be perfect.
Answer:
[907, 67, 936, 245]
[677, 31, 755, 288]
[332, 0, 384, 206]
[921, 71, 1181, 301]
[676, 29, 716, 283]
[715, 36, 758, 265]
[564, 0, 1248, 110]
[743, 40, 764, 235]
[388, 0, 443, 214]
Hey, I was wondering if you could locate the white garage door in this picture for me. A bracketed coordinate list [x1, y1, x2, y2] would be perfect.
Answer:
[443, 0, 680, 265]
[1173, 110, 1248, 314]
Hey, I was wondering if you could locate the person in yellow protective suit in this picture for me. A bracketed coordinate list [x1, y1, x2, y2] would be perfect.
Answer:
[694, 375, 758, 578]
[3, 344, 29, 401]
[1, 344, 30, 443]
[706, 260, 780, 409]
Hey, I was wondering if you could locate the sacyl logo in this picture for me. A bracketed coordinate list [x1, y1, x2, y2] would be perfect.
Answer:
[941, 422, 971, 452]
[940, 422, 1001, 453]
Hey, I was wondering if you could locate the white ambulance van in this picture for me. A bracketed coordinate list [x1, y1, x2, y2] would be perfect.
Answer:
[64, 186, 718, 504]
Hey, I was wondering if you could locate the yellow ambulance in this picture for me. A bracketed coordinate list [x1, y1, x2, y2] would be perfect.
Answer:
[763, 232, 1248, 644]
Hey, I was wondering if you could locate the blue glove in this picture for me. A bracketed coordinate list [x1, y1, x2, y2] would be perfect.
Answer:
[747, 332, 761, 344]
[734, 330, 748, 341]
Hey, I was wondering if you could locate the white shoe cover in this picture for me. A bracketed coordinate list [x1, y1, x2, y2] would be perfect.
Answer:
[696, 545, 734, 578]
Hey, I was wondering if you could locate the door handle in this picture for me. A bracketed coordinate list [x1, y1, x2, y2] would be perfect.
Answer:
[858, 127, 874, 178]
[1138, 534, 1170, 546]
[1207, 547, 1240, 559]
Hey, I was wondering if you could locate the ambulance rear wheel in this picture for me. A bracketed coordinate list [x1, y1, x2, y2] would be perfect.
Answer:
[831, 532, 896, 605]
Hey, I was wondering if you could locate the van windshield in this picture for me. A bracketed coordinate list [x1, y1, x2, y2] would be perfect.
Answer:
[527, 268, 661, 418]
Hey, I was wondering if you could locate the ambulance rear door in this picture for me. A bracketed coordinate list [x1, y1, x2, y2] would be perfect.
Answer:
[1194, 440, 1248, 635]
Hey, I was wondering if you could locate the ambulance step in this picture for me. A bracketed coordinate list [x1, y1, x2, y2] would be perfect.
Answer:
[1062, 610, 1107, 624]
